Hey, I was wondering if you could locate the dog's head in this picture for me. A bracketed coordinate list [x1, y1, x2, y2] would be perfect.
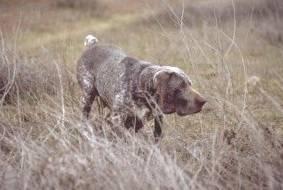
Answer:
[153, 66, 206, 116]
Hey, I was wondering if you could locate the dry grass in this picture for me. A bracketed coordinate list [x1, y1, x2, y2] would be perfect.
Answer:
[0, 0, 283, 189]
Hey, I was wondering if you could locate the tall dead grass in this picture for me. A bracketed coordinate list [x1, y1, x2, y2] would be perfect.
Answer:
[1, 40, 283, 190]
[0, 0, 283, 189]
[143, 0, 283, 44]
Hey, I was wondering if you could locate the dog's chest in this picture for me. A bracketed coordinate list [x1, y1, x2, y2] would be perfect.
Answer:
[134, 105, 151, 121]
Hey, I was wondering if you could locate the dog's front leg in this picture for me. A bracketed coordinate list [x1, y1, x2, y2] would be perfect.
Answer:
[154, 115, 163, 141]
[125, 115, 144, 132]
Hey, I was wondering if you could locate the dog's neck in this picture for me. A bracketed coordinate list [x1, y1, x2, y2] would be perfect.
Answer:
[139, 66, 160, 94]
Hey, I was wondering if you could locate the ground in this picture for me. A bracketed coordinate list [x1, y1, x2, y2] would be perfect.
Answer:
[0, 0, 283, 189]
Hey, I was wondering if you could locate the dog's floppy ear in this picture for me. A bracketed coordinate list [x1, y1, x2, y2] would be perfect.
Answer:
[152, 69, 177, 114]
[153, 70, 172, 89]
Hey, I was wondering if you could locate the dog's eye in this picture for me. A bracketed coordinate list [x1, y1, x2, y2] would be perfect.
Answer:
[180, 81, 186, 88]
[174, 89, 181, 95]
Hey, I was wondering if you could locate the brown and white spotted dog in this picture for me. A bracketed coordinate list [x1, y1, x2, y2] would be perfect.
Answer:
[77, 35, 206, 139]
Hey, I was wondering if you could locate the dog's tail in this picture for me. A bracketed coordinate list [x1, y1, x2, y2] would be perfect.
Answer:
[84, 34, 98, 47]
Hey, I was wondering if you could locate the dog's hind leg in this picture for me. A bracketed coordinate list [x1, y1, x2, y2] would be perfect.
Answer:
[77, 66, 99, 120]
[82, 90, 97, 119]
[79, 76, 99, 119]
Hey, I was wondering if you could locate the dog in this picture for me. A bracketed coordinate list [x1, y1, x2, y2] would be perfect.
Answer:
[77, 35, 206, 139]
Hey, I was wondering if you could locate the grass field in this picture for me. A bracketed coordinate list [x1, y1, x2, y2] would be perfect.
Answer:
[1, 0, 283, 189]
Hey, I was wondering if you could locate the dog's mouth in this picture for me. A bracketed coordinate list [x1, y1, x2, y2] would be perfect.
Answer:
[162, 107, 204, 116]
[163, 110, 176, 114]
[176, 108, 203, 116]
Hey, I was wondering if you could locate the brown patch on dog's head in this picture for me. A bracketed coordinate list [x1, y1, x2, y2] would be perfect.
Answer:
[153, 66, 206, 116]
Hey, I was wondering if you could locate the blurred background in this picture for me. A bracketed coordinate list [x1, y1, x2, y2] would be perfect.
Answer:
[0, 0, 283, 189]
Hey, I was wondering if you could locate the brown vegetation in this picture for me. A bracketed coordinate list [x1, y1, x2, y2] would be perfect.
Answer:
[0, 0, 283, 189]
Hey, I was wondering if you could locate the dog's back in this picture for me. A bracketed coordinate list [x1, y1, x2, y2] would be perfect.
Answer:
[77, 36, 155, 108]
[77, 44, 126, 77]
[77, 37, 130, 107]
